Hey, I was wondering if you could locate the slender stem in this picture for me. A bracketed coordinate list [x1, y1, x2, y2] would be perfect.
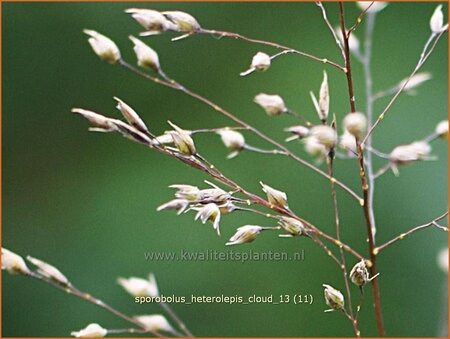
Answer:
[243, 144, 285, 155]
[373, 163, 391, 180]
[348, 3, 373, 35]
[235, 206, 280, 219]
[308, 234, 343, 267]
[375, 212, 448, 253]
[106, 328, 151, 335]
[185, 146, 365, 261]
[313, 228, 366, 261]
[355, 290, 365, 324]
[328, 154, 359, 337]
[26, 272, 163, 337]
[118, 60, 363, 203]
[286, 109, 314, 126]
[198, 29, 346, 71]
[191, 126, 248, 134]
[241, 50, 297, 77]
[338, 3, 385, 336]
[315, 1, 346, 61]
[362, 30, 447, 145]
[339, 3, 356, 112]
[366, 146, 389, 160]
[160, 301, 194, 337]
[362, 12, 377, 241]
[111, 117, 365, 260]
[423, 131, 441, 143]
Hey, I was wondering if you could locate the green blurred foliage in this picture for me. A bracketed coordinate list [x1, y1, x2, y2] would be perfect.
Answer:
[2, 2, 448, 337]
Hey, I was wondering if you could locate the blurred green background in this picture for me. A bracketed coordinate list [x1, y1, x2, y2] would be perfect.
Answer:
[2, 2, 448, 337]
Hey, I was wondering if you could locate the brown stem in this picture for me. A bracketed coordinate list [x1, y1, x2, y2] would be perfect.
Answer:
[328, 154, 360, 337]
[115, 62, 367, 260]
[160, 301, 194, 337]
[118, 60, 362, 203]
[339, 2, 385, 336]
[315, 2, 346, 61]
[26, 272, 163, 337]
[198, 29, 346, 71]
[347, 3, 373, 35]
[118, 128, 365, 261]
[375, 212, 448, 253]
[309, 234, 343, 267]
[339, 3, 356, 113]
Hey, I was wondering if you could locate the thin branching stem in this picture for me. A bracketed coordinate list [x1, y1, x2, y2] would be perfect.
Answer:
[26, 271, 163, 337]
[338, 2, 384, 336]
[423, 131, 441, 143]
[191, 126, 248, 134]
[375, 212, 448, 254]
[347, 3, 374, 35]
[355, 290, 365, 324]
[373, 163, 391, 180]
[108, 113, 366, 261]
[243, 144, 286, 155]
[235, 206, 280, 219]
[308, 234, 343, 267]
[160, 301, 193, 337]
[362, 30, 447, 145]
[362, 11, 377, 241]
[328, 154, 359, 337]
[184, 152, 366, 261]
[315, 1, 346, 61]
[117, 60, 363, 204]
[366, 146, 389, 160]
[106, 328, 151, 335]
[198, 29, 346, 71]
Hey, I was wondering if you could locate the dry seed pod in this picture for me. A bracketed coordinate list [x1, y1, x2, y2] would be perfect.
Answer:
[118, 273, 159, 297]
[129, 36, 160, 71]
[27, 256, 69, 285]
[284, 125, 310, 142]
[170, 184, 201, 201]
[278, 217, 308, 237]
[339, 132, 358, 155]
[194, 203, 222, 235]
[260, 182, 288, 209]
[343, 112, 367, 138]
[83, 29, 120, 64]
[436, 120, 448, 138]
[72, 108, 117, 132]
[240, 51, 271, 76]
[356, 1, 387, 13]
[162, 11, 201, 32]
[349, 259, 370, 287]
[430, 5, 448, 34]
[126, 8, 174, 35]
[318, 71, 329, 122]
[1, 248, 30, 275]
[323, 284, 344, 311]
[114, 97, 149, 134]
[167, 121, 196, 155]
[304, 136, 328, 159]
[389, 141, 432, 164]
[309, 125, 337, 149]
[254, 93, 287, 116]
[157, 199, 190, 215]
[71, 323, 107, 338]
[199, 188, 231, 204]
[226, 225, 264, 246]
[134, 315, 177, 334]
[217, 130, 245, 158]
[398, 72, 432, 93]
